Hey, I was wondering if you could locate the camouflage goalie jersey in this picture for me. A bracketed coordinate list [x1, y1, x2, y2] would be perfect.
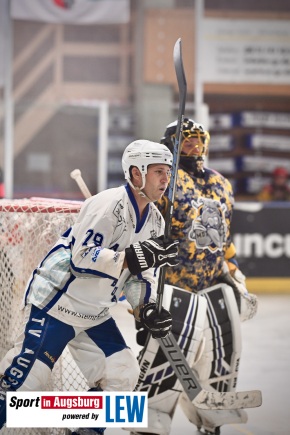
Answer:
[158, 166, 235, 292]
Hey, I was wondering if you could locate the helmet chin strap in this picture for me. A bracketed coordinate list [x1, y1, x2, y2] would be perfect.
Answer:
[135, 186, 153, 202]
[128, 175, 154, 202]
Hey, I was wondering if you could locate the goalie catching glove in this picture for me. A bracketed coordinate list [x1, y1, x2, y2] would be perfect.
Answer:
[139, 303, 172, 339]
[125, 236, 179, 276]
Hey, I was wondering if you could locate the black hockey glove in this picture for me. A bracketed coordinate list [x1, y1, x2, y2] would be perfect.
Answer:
[139, 303, 172, 339]
[125, 236, 179, 276]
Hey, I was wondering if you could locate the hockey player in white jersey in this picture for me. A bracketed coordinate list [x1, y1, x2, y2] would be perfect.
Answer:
[0, 140, 179, 434]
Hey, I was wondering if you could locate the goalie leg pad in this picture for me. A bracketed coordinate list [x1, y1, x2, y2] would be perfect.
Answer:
[195, 283, 242, 391]
[181, 283, 247, 432]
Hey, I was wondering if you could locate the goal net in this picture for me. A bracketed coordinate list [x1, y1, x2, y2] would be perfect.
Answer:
[0, 198, 89, 435]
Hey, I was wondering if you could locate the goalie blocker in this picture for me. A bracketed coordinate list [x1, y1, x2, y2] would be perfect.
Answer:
[128, 283, 254, 435]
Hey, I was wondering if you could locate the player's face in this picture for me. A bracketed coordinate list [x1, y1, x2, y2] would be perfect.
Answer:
[143, 164, 171, 201]
[181, 136, 203, 156]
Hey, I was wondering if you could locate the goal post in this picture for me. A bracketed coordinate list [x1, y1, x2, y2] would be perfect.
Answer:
[0, 197, 89, 435]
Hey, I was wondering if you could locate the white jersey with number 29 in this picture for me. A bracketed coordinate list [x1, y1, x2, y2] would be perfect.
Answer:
[24, 184, 164, 327]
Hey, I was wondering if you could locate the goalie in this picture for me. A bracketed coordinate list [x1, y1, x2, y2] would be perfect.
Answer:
[130, 119, 258, 435]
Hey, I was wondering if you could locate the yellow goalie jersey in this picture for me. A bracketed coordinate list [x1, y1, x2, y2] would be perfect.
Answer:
[158, 166, 235, 292]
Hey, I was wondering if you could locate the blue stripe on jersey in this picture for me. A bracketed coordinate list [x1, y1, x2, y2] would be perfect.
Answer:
[70, 261, 117, 281]
[62, 227, 72, 238]
[137, 272, 152, 304]
[125, 183, 149, 233]
[43, 274, 76, 311]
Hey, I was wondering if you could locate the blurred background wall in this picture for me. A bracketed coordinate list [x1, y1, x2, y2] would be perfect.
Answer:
[0, 0, 290, 199]
[0, 0, 290, 291]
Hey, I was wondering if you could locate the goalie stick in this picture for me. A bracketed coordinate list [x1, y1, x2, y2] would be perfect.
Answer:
[154, 39, 262, 411]
[155, 38, 186, 314]
[70, 42, 262, 410]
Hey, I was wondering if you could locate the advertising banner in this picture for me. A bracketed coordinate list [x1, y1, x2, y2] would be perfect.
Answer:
[231, 202, 290, 292]
[202, 18, 290, 84]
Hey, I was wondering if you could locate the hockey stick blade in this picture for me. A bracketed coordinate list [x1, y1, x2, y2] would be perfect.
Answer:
[157, 332, 262, 410]
[192, 389, 262, 410]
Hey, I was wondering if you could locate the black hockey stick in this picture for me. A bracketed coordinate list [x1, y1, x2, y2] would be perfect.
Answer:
[155, 39, 262, 411]
[156, 38, 186, 314]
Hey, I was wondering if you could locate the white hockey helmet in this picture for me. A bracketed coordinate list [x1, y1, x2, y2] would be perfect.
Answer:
[122, 139, 173, 190]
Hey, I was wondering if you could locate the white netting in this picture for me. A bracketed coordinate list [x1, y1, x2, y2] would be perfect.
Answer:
[0, 198, 89, 435]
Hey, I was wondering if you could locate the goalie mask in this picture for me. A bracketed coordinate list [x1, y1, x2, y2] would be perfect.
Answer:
[161, 118, 210, 177]
[122, 139, 173, 192]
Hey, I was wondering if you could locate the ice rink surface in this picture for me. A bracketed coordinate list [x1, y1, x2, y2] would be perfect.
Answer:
[106, 293, 290, 435]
